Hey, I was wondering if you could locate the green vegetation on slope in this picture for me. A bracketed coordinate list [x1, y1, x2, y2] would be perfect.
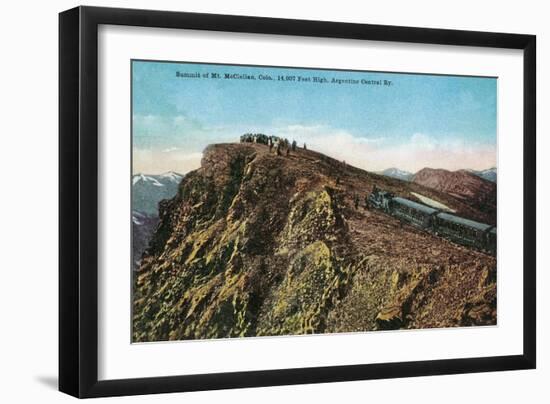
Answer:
[133, 143, 496, 342]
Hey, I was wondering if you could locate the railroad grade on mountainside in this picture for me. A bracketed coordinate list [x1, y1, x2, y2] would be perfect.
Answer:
[133, 141, 496, 342]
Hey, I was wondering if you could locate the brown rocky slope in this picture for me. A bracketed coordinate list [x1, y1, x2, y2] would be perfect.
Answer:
[413, 167, 497, 224]
[133, 143, 496, 342]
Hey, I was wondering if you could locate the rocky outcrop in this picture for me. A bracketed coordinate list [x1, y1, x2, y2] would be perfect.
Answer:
[133, 143, 497, 342]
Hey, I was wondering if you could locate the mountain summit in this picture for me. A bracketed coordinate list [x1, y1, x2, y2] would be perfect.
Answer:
[133, 142, 496, 341]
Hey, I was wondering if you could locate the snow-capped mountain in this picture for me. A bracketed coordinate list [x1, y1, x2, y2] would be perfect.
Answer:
[467, 167, 497, 183]
[132, 174, 163, 187]
[132, 172, 183, 270]
[159, 171, 184, 183]
[378, 167, 414, 181]
[132, 172, 184, 214]
[132, 171, 183, 186]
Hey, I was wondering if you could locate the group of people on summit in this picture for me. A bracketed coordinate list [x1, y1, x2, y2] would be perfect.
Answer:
[240, 133, 306, 156]
[240, 132, 372, 210]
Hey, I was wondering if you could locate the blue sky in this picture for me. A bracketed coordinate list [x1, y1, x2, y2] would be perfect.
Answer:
[132, 60, 497, 174]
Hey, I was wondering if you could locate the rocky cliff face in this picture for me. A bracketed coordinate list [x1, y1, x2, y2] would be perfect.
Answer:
[133, 143, 496, 342]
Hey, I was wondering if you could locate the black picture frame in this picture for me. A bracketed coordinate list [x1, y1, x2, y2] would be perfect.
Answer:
[59, 6, 536, 398]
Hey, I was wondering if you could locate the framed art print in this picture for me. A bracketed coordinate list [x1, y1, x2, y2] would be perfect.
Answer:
[59, 6, 536, 398]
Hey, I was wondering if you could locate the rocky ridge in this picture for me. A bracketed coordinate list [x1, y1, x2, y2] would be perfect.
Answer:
[133, 143, 496, 342]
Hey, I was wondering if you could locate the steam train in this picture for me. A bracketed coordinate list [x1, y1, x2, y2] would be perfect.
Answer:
[368, 188, 496, 256]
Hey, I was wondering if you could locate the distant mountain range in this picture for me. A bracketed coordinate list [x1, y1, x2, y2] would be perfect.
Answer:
[132, 171, 183, 269]
[412, 167, 496, 223]
[466, 167, 497, 183]
[132, 142, 496, 342]
[378, 167, 496, 183]
[377, 167, 414, 181]
[132, 171, 183, 214]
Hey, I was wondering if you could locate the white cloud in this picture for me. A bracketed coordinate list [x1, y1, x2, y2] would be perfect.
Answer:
[134, 149, 203, 175]
[409, 132, 436, 151]
[162, 147, 180, 153]
[269, 124, 495, 173]
[133, 122, 495, 175]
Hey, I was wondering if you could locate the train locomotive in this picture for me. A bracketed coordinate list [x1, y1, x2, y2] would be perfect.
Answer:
[368, 187, 496, 256]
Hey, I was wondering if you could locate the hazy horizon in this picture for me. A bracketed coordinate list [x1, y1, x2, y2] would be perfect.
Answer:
[132, 61, 497, 175]
[131, 145, 497, 177]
